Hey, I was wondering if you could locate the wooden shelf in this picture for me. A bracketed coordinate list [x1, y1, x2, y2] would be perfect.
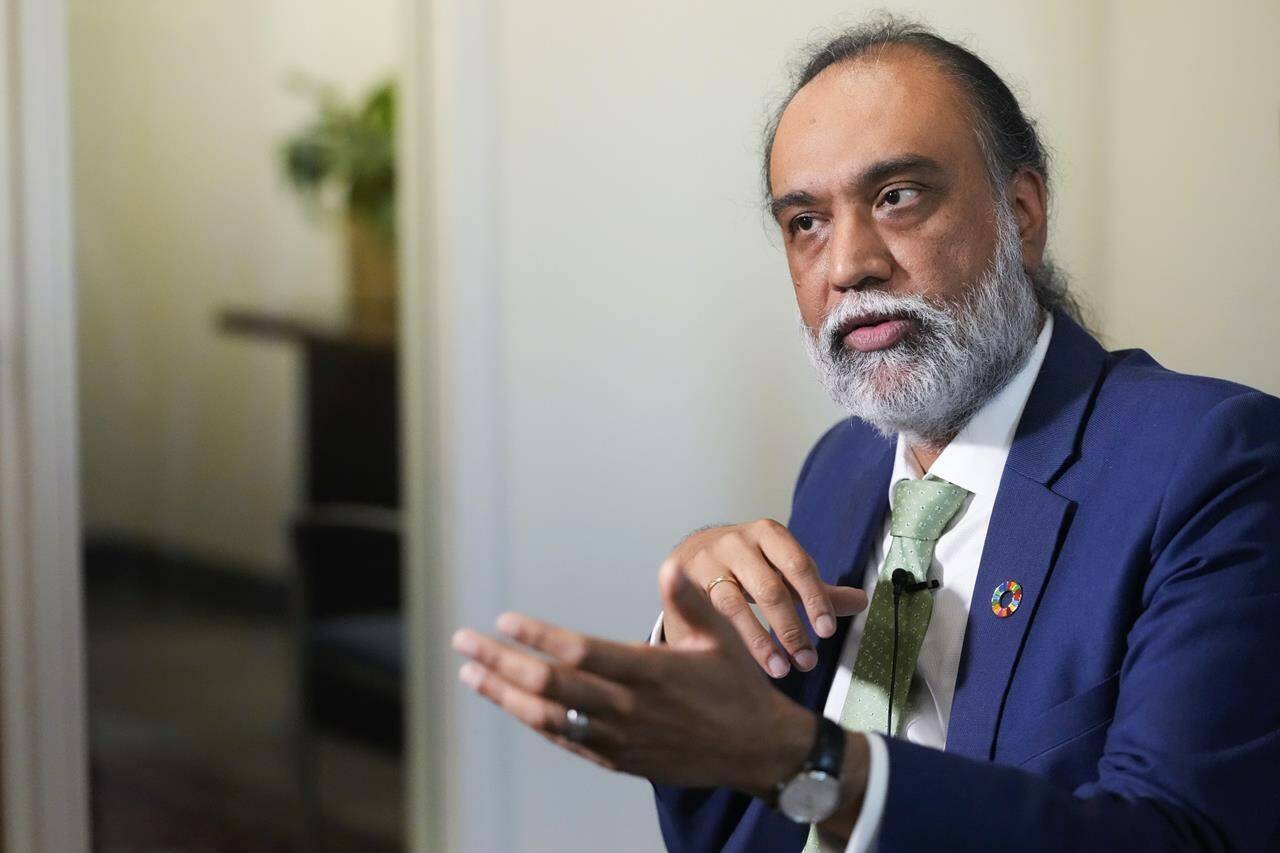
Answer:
[218, 307, 395, 352]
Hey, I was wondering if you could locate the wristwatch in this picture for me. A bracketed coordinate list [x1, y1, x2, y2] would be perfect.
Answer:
[775, 715, 846, 824]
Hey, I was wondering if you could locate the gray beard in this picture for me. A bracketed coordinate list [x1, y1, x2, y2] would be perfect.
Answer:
[801, 199, 1043, 448]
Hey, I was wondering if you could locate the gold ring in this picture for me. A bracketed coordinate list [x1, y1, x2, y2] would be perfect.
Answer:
[705, 575, 742, 597]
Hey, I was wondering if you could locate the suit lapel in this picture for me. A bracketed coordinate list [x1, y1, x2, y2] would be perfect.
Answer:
[812, 440, 895, 589]
[946, 313, 1108, 761]
[944, 470, 1072, 759]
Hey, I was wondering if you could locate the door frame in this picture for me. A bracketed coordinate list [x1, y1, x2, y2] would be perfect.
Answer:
[401, 0, 512, 850]
[0, 0, 90, 850]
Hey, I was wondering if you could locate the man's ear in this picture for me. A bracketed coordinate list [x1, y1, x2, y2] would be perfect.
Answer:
[1008, 168, 1048, 272]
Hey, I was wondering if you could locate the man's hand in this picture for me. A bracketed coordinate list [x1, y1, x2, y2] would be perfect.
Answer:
[451, 562, 823, 797]
[660, 520, 867, 678]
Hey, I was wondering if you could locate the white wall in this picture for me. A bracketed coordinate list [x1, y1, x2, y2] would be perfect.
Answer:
[70, 0, 398, 576]
[1098, 0, 1280, 394]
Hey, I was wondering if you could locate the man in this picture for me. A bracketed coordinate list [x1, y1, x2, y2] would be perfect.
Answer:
[451, 18, 1280, 852]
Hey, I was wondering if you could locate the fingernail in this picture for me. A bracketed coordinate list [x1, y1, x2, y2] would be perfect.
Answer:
[452, 629, 478, 656]
[767, 654, 790, 679]
[496, 613, 520, 637]
[459, 661, 484, 688]
[815, 614, 836, 637]
[795, 649, 818, 671]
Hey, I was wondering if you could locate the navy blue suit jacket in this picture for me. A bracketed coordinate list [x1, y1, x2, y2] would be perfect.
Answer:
[653, 313, 1280, 852]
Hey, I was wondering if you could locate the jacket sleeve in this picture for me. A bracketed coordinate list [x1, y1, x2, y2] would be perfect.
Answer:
[875, 391, 1280, 852]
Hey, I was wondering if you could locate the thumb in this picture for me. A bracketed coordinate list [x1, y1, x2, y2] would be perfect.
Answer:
[659, 561, 733, 643]
[826, 584, 869, 618]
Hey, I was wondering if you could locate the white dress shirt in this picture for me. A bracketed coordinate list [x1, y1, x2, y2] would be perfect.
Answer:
[652, 315, 1054, 852]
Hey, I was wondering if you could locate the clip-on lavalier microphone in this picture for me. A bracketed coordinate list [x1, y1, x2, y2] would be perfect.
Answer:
[887, 569, 941, 735]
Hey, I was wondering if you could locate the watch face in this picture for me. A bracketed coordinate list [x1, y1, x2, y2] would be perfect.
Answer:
[778, 770, 841, 824]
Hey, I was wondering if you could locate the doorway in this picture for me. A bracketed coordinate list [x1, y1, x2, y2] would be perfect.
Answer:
[69, 3, 406, 849]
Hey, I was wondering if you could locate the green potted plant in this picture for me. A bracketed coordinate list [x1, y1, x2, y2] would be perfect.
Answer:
[281, 78, 397, 337]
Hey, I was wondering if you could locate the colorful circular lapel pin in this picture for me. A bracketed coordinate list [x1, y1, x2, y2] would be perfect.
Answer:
[991, 580, 1023, 618]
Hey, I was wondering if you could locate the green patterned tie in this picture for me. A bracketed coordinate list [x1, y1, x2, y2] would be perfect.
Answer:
[803, 477, 967, 852]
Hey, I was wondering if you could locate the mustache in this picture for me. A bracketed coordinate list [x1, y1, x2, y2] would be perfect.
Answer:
[815, 290, 953, 349]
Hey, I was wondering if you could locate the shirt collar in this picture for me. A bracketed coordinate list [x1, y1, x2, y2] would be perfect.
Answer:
[887, 312, 1055, 505]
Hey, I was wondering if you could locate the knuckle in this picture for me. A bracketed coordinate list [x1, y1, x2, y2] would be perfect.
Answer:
[754, 580, 790, 609]
[777, 555, 808, 576]
[685, 552, 718, 578]
[753, 518, 784, 536]
[716, 596, 750, 621]
[778, 625, 809, 648]
[803, 590, 828, 611]
[560, 638, 588, 668]
[747, 631, 777, 655]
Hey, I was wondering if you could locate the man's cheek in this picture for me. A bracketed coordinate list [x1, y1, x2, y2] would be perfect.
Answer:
[796, 295, 826, 334]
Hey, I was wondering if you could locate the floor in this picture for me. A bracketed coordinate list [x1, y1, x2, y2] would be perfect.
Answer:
[86, 579, 404, 852]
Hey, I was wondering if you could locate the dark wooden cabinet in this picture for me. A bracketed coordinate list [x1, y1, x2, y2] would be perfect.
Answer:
[220, 309, 399, 507]
[220, 309, 404, 763]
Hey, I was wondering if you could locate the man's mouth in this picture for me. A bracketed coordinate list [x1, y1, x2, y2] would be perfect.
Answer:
[836, 313, 916, 353]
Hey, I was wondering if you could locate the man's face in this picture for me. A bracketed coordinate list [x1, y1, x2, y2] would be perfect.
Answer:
[768, 48, 1044, 443]
[770, 49, 1004, 346]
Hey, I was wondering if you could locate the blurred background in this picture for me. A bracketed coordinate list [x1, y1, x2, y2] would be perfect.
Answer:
[71, 1, 403, 849]
[58, 0, 1278, 851]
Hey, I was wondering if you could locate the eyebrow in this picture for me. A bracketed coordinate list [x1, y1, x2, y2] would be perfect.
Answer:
[768, 154, 946, 221]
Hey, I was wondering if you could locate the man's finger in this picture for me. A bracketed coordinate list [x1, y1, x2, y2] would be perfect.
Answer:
[452, 628, 630, 712]
[705, 572, 792, 678]
[659, 561, 738, 648]
[458, 660, 622, 752]
[756, 522, 836, 638]
[826, 584, 868, 617]
[494, 612, 647, 683]
[712, 534, 818, 671]
[459, 659, 573, 734]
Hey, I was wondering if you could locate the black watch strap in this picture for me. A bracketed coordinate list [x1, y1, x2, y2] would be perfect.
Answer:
[806, 716, 846, 778]
[764, 716, 847, 811]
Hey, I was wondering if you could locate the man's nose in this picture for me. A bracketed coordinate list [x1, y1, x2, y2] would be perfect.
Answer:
[827, 210, 892, 292]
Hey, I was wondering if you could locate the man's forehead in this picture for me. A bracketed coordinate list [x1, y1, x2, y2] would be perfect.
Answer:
[769, 51, 978, 197]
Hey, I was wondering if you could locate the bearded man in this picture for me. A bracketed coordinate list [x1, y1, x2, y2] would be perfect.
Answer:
[451, 18, 1280, 852]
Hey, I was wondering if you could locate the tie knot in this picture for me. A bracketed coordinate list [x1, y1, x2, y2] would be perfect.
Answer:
[890, 478, 968, 541]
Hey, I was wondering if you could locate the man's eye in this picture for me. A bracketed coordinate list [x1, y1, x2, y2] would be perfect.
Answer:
[791, 214, 817, 233]
[881, 187, 920, 207]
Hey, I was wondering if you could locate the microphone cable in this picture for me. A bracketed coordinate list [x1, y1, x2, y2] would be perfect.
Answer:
[888, 569, 940, 736]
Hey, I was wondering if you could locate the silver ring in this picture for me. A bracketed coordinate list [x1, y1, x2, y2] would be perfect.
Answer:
[564, 708, 590, 743]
